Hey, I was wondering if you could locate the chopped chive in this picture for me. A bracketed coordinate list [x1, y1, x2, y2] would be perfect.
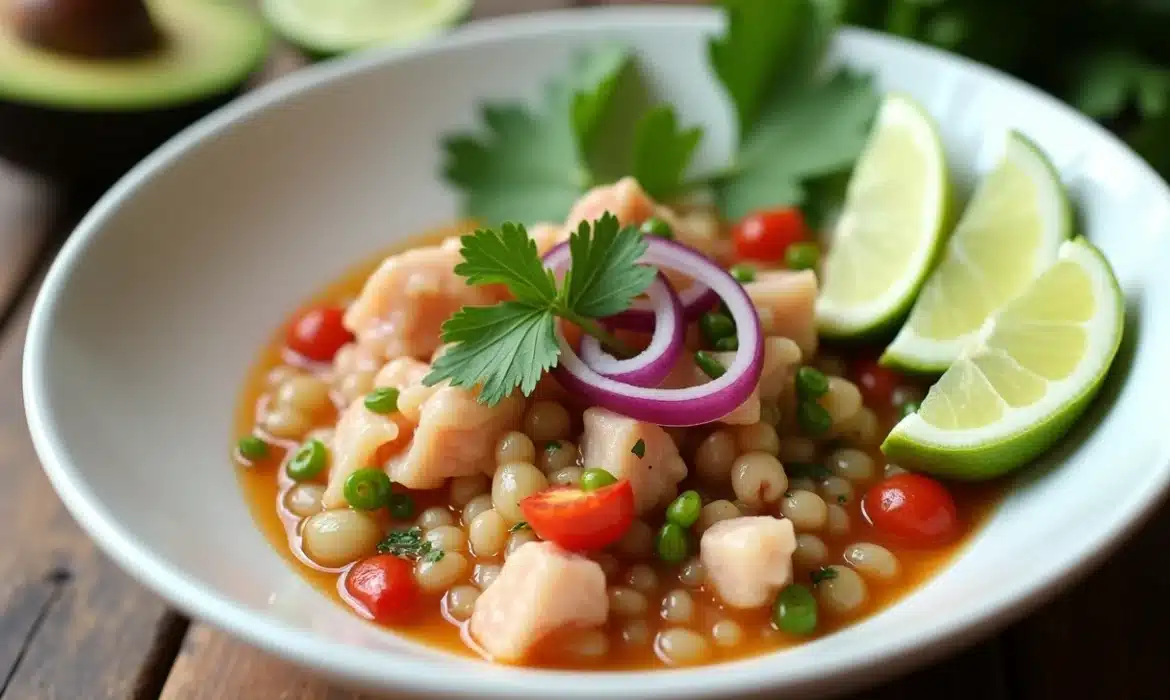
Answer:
[640, 217, 674, 239]
[729, 263, 757, 284]
[810, 566, 838, 585]
[509, 521, 531, 532]
[797, 401, 832, 436]
[714, 336, 739, 351]
[237, 435, 269, 461]
[699, 312, 736, 346]
[785, 242, 820, 271]
[546, 440, 562, 452]
[286, 439, 328, 481]
[631, 439, 646, 458]
[795, 366, 829, 400]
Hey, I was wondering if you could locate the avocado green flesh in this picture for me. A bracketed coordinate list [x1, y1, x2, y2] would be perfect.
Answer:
[0, 0, 269, 111]
[262, 0, 471, 56]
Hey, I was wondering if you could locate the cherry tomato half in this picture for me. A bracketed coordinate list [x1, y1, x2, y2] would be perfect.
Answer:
[863, 473, 959, 546]
[287, 306, 353, 362]
[520, 481, 636, 552]
[852, 357, 901, 407]
[732, 207, 808, 263]
[344, 555, 418, 623]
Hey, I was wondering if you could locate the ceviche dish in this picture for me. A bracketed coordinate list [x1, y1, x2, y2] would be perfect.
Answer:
[231, 2, 1125, 670]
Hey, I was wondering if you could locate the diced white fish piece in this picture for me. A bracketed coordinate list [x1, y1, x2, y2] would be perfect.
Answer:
[469, 542, 608, 663]
[322, 399, 410, 510]
[375, 357, 440, 423]
[745, 270, 819, 358]
[529, 222, 569, 256]
[342, 237, 504, 363]
[386, 385, 525, 490]
[578, 407, 688, 513]
[700, 516, 796, 609]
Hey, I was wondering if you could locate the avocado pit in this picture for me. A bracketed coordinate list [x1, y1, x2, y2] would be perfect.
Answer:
[11, 0, 161, 58]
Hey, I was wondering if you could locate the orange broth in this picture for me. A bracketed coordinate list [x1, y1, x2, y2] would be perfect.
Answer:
[233, 222, 1005, 670]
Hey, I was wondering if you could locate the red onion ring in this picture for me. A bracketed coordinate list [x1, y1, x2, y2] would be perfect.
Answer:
[578, 273, 684, 387]
[543, 244, 719, 332]
[547, 237, 764, 427]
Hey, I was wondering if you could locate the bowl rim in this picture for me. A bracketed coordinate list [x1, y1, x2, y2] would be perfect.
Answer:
[22, 5, 1170, 698]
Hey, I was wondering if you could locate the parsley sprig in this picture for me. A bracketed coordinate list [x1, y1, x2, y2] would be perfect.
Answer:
[423, 214, 654, 406]
[377, 527, 445, 563]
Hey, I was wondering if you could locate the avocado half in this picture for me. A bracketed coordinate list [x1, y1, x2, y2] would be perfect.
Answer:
[0, 0, 269, 185]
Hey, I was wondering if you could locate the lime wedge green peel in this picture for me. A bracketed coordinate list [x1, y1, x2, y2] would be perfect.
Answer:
[261, 0, 472, 57]
[882, 132, 1072, 373]
[882, 238, 1124, 480]
[816, 93, 951, 338]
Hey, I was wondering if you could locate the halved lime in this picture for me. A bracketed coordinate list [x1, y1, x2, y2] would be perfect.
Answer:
[262, 0, 472, 57]
[816, 93, 951, 338]
[882, 132, 1071, 373]
[882, 238, 1124, 480]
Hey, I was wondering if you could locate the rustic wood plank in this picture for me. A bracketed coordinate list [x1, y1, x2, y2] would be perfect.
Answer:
[999, 506, 1170, 699]
[0, 164, 53, 327]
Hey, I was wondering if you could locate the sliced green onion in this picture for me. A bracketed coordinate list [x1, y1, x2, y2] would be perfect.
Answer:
[666, 490, 702, 528]
[364, 387, 400, 414]
[797, 401, 832, 436]
[656, 523, 689, 563]
[729, 263, 757, 284]
[795, 366, 829, 400]
[388, 491, 416, 520]
[640, 217, 674, 239]
[714, 336, 739, 351]
[785, 242, 820, 271]
[699, 312, 736, 346]
[694, 351, 726, 380]
[237, 435, 269, 461]
[343, 468, 393, 510]
[286, 438, 328, 481]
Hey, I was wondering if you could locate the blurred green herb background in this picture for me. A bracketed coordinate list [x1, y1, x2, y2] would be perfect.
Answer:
[838, 0, 1170, 175]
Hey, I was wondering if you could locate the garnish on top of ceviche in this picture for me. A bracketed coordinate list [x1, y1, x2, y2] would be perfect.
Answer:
[232, 0, 1125, 670]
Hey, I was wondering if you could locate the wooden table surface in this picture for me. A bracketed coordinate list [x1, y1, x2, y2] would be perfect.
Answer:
[1, 1, 1168, 698]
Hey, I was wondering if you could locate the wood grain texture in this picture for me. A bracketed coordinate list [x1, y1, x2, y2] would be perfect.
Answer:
[0, 165, 53, 327]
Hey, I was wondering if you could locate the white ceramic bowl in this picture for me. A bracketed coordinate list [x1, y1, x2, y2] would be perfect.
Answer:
[22, 7, 1170, 699]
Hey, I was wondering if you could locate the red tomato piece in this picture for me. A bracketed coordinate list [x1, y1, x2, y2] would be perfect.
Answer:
[863, 473, 959, 546]
[732, 207, 808, 262]
[852, 357, 901, 407]
[520, 481, 636, 552]
[287, 306, 353, 362]
[344, 555, 418, 623]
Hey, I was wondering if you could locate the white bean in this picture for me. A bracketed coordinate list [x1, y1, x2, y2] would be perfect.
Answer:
[523, 400, 571, 442]
[445, 585, 480, 621]
[626, 564, 659, 593]
[495, 431, 536, 466]
[711, 619, 743, 648]
[844, 542, 901, 582]
[816, 565, 868, 616]
[468, 510, 508, 558]
[550, 466, 584, 487]
[697, 500, 741, 534]
[660, 589, 695, 624]
[562, 628, 609, 658]
[462, 493, 495, 526]
[779, 490, 828, 531]
[262, 406, 310, 440]
[277, 375, 331, 415]
[615, 520, 654, 558]
[779, 437, 817, 464]
[539, 440, 579, 473]
[415, 552, 470, 593]
[505, 529, 540, 559]
[734, 422, 780, 455]
[695, 430, 738, 484]
[793, 533, 828, 569]
[820, 377, 862, 428]
[621, 620, 651, 646]
[425, 525, 466, 553]
[731, 452, 788, 507]
[491, 462, 548, 523]
[827, 448, 875, 481]
[283, 484, 324, 518]
[678, 557, 706, 588]
[301, 509, 381, 568]
[609, 586, 649, 617]
[417, 506, 456, 531]
[819, 476, 855, 507]
[450, 474, 489, 507]
[826, 504, 851, 536]
[473, 563, 502, 590]
[656, 629, 710, 665]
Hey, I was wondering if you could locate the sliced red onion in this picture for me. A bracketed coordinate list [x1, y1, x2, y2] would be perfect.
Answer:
[543, 243, 719, 332]
[550, 237, 764, 427]
[578, 273, 684, 388]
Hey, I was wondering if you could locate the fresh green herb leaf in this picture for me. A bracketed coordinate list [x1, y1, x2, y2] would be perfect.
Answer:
[632, 439, 647, 458]
[442, 45, 632, 225]
[717, 71, 880, 219]
[377, 526, 437, 560]
[631, 106, 703, 200]
[423, 548, 446, 564]
[810, 566, 838, 585]
[837, 494, 848, 504]
[454, 222, 558, 304]
[708, 0, 833, 137]
[424, 218, 654, 405]
[510, 521, 531, 532]
[561, 213, 655, 318]
[425, 302, 558, 405]
[545, 441, 562, 453]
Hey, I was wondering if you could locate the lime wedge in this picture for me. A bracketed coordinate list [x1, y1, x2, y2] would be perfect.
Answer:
[262, 0, 472, 57]
[882, 132, 1072, 373]
[816, 93, 950, 338]
[882, 238, 1124, 480]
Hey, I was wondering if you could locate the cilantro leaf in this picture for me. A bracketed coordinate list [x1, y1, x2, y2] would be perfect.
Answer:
[717, 71, 880, 219]
[631, 106, 703, 200]
[708, 0, 835, 137]
[425, 217, 654, 406]
[561, 213, 654, 318]
[454, 223, 557, 304]
[442, 45, 632, 226]
[425, 302, 558, 405]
